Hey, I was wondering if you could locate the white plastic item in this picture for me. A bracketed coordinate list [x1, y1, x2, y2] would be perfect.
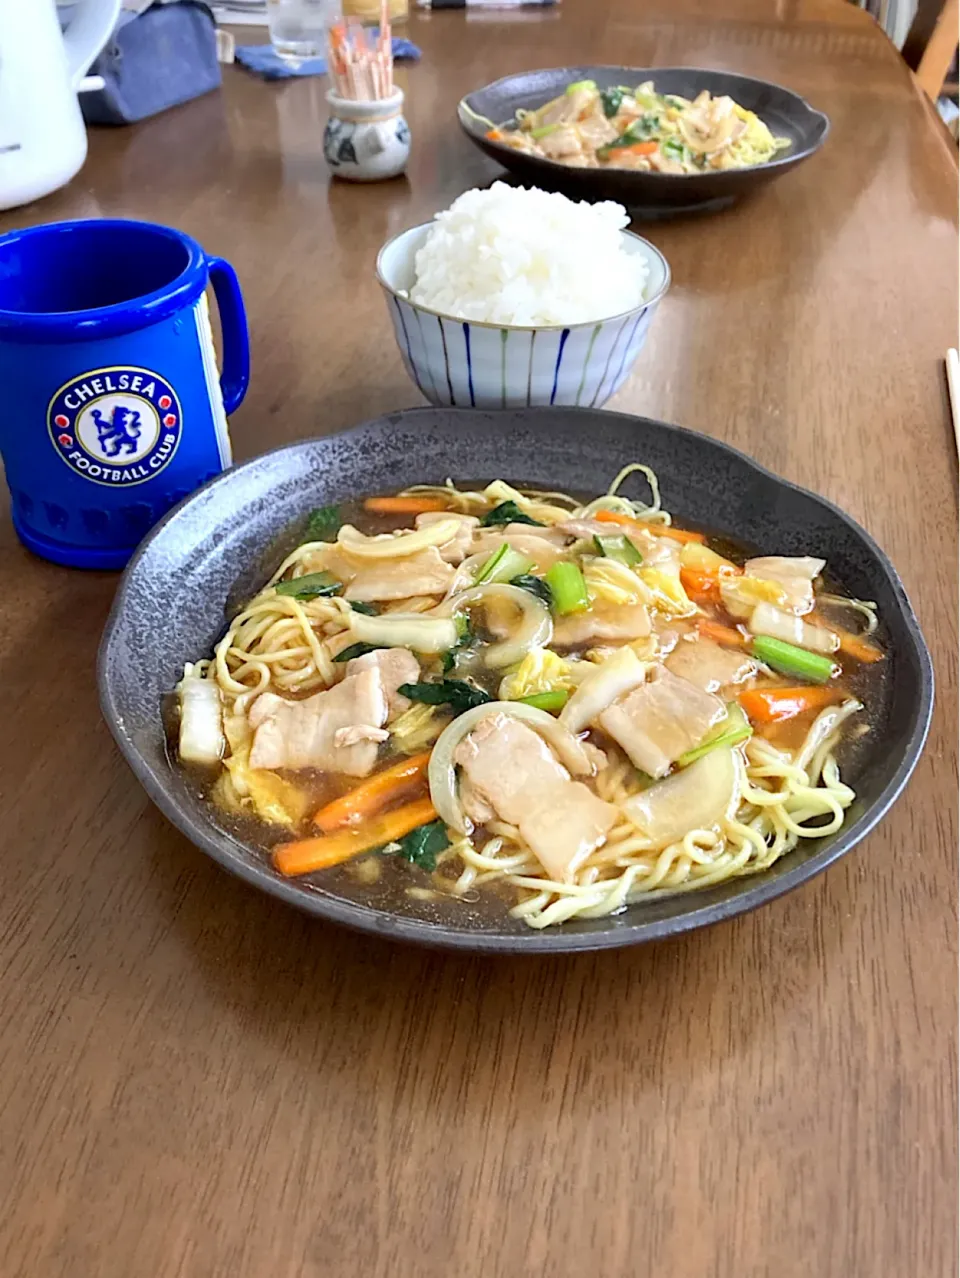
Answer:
[0, 0, 121, 211]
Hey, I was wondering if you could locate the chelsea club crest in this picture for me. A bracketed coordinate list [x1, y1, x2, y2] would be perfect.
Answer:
[47, 365, 182, 487]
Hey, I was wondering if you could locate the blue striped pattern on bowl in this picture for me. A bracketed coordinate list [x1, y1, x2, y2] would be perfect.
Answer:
[377, 224, 669, 410]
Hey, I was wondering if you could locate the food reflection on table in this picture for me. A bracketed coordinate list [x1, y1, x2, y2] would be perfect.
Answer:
[172, 465, 885, 930]
[486, 79, 791, 172]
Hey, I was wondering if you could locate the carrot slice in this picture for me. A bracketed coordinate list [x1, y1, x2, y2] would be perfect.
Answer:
[696, 618, 749, 648]
[680, 567, 722, 605]
[363, 495, 448, 515]
[593, 509, 706, 544]
[739, 686, 845, 725]
[313, 750, 432, 832]
[623, 141, 658, 156]
[274, 797, 439, 877]
[835, 630, 883, 663]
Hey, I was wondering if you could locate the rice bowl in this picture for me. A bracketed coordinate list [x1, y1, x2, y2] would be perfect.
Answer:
[376, 190, 670, 410]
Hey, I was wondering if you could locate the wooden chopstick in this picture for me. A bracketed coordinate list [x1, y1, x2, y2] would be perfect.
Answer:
[947, 349, 960, 457]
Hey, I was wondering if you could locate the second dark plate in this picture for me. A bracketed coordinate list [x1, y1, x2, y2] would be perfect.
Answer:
[458, 66, 829, 216]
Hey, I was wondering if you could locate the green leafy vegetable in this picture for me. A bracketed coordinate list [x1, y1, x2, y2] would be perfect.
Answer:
[593, 533, 642, 567]
[566, 78, 597, 95]
[751, 636, 836, 684]
[305, 504, 341, 541]
[518, 690, 569, 713]
[480, 500, 545, 528]
[398, 679, 493, 714]
[545, 562, 589, 615]
[275, 571, 342, 600]
[600, 115, 659, 155]
[600, 86, 626, 118]
[661, 136, 686, 161]
[333, 642, 382, 663]
[441, 618, 474, 673]
[350, 601, 379, 615]
[676, 703, 752, 768]
[474, 543, 536, 586]
[394, 820, 450, 872]
[510, 574, 554, 607]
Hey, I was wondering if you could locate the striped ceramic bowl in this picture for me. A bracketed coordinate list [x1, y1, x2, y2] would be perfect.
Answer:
[376, 223, 670, 410]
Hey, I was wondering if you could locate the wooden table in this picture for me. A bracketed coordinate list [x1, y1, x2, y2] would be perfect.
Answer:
[1, 2, 956, 1274]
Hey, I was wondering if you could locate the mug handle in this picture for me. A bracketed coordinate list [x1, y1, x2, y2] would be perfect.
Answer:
[205, 255, 251, 416]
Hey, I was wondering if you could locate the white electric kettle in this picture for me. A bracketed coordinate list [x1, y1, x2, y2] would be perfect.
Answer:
[0, 0, 121, 211]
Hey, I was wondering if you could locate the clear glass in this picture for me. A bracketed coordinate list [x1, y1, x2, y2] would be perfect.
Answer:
[267, 0, 337, 65]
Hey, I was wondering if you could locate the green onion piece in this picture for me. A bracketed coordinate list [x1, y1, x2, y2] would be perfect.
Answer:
[480, 500, 545, 528]
[566, 79, 597, 95]
[530, 123, 561, 140]
[510, 574, 553, 607]
[275, 571, 342, 599]
[304, 504, 341, 541]
[333, 641, 382, 663]
[661, 136, 686, 160]
[676, 702, 752, 768]
[751, 636, 837, 684]
[518, 690, 569, 714]
[349, 601, 378, 615]
[474, 544, 536, 586]
[593, 533, 642, 567]
[545, 562, 590, 615]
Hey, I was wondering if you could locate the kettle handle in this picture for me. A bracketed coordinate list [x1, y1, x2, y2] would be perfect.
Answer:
[63, 0, 122, 90]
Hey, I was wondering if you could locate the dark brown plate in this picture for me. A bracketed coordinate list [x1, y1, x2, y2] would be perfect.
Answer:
[458, 66, 829, 216]
[98, 408, 932, 953]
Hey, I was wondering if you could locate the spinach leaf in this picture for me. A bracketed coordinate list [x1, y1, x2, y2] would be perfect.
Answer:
[398, 679, 493, 714]
[600, 86, 626, 118]
[480, 500, 545, 528]
[305, 504, 341, 541]
[661, 136, 685, 160]
[349, 601, 379, 615]
[510, 574, 554, 607]
[275, 571, 342, 599]
[333, 641, 383, 663]
[395, 820, 449, 872]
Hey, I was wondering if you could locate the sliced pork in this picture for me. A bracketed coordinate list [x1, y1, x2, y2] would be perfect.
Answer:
[454, 715, 618, 882]
[553, 601, 651, 647]
[664, 636, 756, 694]
[345, 647, 420, 718]
[249, 668, 387, 775]
[598, 667, 725, 778]
[415, 511, 479, 564]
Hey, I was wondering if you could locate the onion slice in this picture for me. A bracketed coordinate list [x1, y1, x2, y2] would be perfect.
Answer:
[433, 583, 552, 668]
[428, 701, 595, 834]
[337, 518, 464, 560]
[559, 646, 648, 734]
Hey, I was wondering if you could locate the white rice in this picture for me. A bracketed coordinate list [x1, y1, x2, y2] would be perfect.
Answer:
[408, 183, 649, 327]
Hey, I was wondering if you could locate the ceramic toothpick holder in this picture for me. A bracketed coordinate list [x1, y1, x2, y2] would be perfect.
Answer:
[324, 88, 409, 182]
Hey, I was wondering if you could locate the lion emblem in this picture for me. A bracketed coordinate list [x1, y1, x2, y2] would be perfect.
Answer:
[90, 405, 142, 458]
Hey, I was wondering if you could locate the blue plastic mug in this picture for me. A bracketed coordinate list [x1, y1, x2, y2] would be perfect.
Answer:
[0, 218, 250, 569]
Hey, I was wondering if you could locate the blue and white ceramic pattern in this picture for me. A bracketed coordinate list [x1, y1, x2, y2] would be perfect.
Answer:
[376, 224, 669, 410]
[324, 89, 409, 183]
